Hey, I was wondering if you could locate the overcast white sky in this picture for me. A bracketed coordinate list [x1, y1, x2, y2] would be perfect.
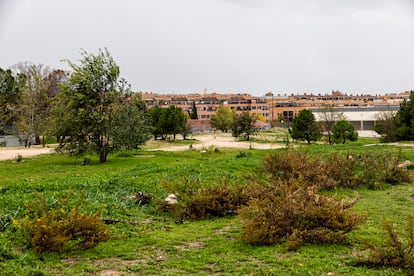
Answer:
[0, 0, 413, 96]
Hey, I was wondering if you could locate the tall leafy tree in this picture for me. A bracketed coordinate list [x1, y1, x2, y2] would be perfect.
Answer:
[168, 105, 187, 140]
[12, 63, 51, 146]
[181, 121, 193, 140]
[149, 105, 164, 139]
[231, 111, 256, 140]
[150, 105, 187, 140]
[110, 94, 152, 150]
[332, 120, 358, 144]
[189, 101, 198, 120]
[0, 68, 24, 135]
[46, 69, 68, 97]
[210, 105, 235, 132]
[394, 91, 414, 141]
[54, 49, 131, 162]
[290, 109, 321, 144]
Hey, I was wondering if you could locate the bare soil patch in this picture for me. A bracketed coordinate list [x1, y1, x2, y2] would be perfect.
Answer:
[0, 134, 282, 161]
[174, 241, 205, 251]
[0, 146, 55, 161]
[150, 133, 283, 152]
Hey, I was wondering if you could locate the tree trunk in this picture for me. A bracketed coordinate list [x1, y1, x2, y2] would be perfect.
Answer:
[35, 134, 41, 145]
[100, 151, 107, 163]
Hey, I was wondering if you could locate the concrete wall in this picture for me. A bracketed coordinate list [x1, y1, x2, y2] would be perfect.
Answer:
[0, 136, 35, 147]
[312, 105, 399, 131]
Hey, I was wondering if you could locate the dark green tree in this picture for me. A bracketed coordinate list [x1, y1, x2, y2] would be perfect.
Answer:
[332, 120, 358, 144]
[149, 105, 163, 139]
[231, 111, 256, 140]
[53, 49, 132, 162]
[168, 105, 187, 140]
[189, 101, 198, 120]
[150, 105, 187, 140]
[394, 91, 414, 141]
[290, 109, 321, 144]
[210, 105, 235, 132]
[0, 68, 24, 135]
[110, 94, 153, 150]
[181, 121, 193, 140]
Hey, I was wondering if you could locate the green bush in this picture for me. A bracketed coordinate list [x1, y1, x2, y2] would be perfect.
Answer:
[14, 193, 110, 253]
[80, 157, 91, 166]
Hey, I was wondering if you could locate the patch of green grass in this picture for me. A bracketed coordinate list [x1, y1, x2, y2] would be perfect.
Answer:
[0, 140, 413, 275]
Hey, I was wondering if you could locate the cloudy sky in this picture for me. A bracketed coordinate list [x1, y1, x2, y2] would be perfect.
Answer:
[0, 0, 413, 96]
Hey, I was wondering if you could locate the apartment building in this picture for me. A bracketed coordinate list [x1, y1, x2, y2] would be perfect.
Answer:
[142, 90, 410, 130]
[265, 91, 409, 127]
[143, 92, 270, 121]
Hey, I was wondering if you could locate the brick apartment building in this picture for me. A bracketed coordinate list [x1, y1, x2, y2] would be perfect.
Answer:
[142, 90, 410, 131]
[143, 92, 269, 120]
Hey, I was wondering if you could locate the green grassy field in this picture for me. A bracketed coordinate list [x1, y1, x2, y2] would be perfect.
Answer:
[1, 137, 414, 275]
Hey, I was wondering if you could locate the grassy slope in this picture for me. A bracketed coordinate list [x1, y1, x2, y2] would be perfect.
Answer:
[0, 140, 413, 275]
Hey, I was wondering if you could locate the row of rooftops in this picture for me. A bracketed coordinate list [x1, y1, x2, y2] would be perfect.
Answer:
[142, 90, 411, 107]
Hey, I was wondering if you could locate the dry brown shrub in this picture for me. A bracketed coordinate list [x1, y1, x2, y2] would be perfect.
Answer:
[263, 149, 411, 190]
[262, 149, 327, 185]
[182, 182, 251, 220]
[364, 217, 414, 275]
[238, 180, 365, 250]
[14, 193, 110, 253]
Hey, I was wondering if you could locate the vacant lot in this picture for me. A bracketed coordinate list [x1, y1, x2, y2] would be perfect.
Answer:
[1, 134, 413, 275]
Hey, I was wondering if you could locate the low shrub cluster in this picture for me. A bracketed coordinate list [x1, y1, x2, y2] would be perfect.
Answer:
[263, 149, 411, 190]
[14, 193, 110, 253]
[238, 181, 364, 250]
[159, 149, 409, 250]
[158, 177, 256, 220]
[363, 217, 414, 275]
[234, 149, 412, 248]
[182, 183, 249, 220]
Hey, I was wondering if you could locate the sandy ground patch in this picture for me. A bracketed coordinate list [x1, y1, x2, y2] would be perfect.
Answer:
[0, 134, 282, 160]
[150, 134, 284, 151]
[0, 147, 55, 161]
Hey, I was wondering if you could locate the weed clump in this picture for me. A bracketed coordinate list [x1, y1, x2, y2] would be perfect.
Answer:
[80, 157, 91, 166]
[14, 193, 110, 253]
[236, 151, 251, 158]
[363, 217, 414, 275]
[15, 154, 23, 163]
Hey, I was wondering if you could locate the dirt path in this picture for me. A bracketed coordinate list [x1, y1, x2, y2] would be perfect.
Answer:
[0, 147, 55, 161]
[149, 134, 284, 151]
[0, 134, 283, 161]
